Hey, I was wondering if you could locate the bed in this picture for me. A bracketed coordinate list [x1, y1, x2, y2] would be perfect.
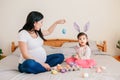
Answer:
[0, 39, 120, 80]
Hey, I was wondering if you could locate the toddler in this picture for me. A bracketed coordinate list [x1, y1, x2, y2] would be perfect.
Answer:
[65, 32, 96, 68]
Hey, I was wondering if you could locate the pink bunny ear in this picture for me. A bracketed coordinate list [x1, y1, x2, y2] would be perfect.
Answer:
[73, 22, 80, 32]
[84, 22, 90, 32]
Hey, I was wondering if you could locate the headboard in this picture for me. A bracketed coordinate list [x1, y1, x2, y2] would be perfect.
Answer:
[11, 39, 107, 52]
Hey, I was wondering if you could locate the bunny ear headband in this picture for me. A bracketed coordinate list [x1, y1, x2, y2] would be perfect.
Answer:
[73, 21, 90, 33]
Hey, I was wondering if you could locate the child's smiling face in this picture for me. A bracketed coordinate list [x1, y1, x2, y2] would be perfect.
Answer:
[78, 35, 88, 46]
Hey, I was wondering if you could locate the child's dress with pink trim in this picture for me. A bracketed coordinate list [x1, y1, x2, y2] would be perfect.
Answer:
[65, 45, 96, 68]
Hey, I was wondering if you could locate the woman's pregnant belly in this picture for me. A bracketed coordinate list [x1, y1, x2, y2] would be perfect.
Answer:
[29, 47, 47, 63]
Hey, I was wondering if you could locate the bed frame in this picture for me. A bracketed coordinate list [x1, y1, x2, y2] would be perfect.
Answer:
[11, 39, 107, 52]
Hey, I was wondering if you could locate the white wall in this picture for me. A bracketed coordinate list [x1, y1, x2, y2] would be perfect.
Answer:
[0, 0, 120, 56]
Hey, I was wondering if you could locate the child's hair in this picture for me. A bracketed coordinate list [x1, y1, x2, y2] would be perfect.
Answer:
[77, 32, 89, 46]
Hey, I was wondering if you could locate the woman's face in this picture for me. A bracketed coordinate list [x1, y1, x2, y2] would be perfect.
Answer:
[34, 19, 44, 31]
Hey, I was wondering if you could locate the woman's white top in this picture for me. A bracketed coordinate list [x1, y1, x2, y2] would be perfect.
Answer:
[18, 30, 47, 64]
[76, 45, 91, 59]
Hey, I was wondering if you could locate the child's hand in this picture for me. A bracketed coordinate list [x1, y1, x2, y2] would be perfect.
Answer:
[73, 54, 79, 59]
[74, 54, 79, 59]
[55, 19, 66, 24]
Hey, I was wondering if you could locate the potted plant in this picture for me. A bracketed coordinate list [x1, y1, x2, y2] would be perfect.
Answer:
[0, 49, 3, 59]
[116, 40, 120, 49]
[0, 49, 2, 55]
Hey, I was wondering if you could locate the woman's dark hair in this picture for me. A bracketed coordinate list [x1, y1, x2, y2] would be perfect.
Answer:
[77, 32, 89, 46]
[19, 11, 46, 41]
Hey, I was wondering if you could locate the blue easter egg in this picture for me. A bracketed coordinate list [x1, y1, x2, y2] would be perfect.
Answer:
[62, 28, 66, 34]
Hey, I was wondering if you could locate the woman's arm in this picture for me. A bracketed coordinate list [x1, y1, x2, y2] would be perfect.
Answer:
[18, 41, 33, 59]
[42, 19, 65, 36]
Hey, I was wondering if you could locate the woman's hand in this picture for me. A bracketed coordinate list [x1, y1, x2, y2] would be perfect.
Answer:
[42, 63, 51, 71]
[42, 19, 66, 36]
[55, 19, 66, 24]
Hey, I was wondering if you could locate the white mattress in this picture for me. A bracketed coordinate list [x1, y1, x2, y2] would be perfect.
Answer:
[0, 52, 120, 80]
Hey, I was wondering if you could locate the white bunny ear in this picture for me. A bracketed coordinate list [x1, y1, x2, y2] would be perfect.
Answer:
[84, 22, 90, 32]
[73, 22, 80, 32]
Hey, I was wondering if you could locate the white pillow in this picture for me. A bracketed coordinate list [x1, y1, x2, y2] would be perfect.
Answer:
[88, 40, 101, 54]
[61, 47, 76, 58]
[43, 45, 62, 54]
[61, 42, 78, 48]
[43, 45, 76, 58]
